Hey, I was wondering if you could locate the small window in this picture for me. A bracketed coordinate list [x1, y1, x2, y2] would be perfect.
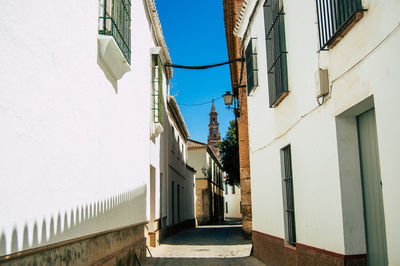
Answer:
[264, 0, 288, 107]
[231, 185, 235, 194]
[177, 137, 180, 159]
[171, 127, 175, 153]
[226, 202, 228, 213]
[225, 182, 228, 194]
[281, 145, 296, 246]
[245, 38, 258, 95]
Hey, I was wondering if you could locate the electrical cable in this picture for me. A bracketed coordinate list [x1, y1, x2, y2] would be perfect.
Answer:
[165, 58, 244, 70]
[179, 96, 222, 106]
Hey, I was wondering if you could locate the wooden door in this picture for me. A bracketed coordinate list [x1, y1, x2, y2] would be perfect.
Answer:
[357, 108, 388, 266]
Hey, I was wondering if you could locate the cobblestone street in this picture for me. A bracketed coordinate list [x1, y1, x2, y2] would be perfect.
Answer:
[143, 220, 265, 265]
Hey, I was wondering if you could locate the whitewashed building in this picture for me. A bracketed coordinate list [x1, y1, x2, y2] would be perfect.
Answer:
[224, 181, 241, 219]
[228, 0, 400, 265]
[150, 95, 196, 245]
[0, 0, 176, 264]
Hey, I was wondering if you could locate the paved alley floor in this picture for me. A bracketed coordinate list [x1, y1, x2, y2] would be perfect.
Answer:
[142, 219, 265, 265]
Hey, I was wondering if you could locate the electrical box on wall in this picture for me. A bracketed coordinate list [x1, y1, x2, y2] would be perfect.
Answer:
[315, 68, 329, 98]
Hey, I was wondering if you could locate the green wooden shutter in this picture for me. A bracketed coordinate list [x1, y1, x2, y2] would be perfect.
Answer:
[245, 38, 258, 95]
[157, 55, 163, 124]
[264, 0, 288, 107]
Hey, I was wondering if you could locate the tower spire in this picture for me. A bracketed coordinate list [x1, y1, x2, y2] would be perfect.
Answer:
[208, 100, 221, 157]
[211, 99, 216, 113]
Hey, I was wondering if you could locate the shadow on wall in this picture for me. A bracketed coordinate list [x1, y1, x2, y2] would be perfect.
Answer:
[0, 185, 146, 257]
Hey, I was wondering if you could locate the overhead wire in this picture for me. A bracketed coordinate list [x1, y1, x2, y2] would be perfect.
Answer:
[179, 96, 223, 107]
[165, 58, 244, 70]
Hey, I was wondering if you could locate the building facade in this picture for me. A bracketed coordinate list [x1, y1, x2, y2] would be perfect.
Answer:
[224, 0, 400, 265]
[187, 140, 225, 225]
[223, 0, 253, 239]
[224, 180, 242, 219]
[0, 0, 175, 264]
[161, 96, 196, 239]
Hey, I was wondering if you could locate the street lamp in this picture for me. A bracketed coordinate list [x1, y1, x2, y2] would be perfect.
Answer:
[223, 90, 240, 117]
[222, 91, 234, 106]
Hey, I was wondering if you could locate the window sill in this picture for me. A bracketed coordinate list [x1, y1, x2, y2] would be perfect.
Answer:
[327, 11, 365, 49]
[271, 91, 289, 108]
[150, 122, 164, 139]
[97, 35, 131, 82]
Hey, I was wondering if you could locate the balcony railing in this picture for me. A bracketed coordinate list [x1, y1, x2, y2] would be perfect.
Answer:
[316, 0, 364, 50]
[98, 0, 131, 64]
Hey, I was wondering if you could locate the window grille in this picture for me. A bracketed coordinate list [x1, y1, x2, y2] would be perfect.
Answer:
[245, 38, 258, 95]
[281, 145, 296, 246]
[152, 55, 164, 124]
[171, 127, 175, 153]
[171, 181, 175, 224]
[316, 0, 364, 50]
[264, 0, 288, 107]
[98, 0, 131, 64]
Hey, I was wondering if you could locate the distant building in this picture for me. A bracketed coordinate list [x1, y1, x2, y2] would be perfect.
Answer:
[224, 179, 242, 219]
[187, 139, 224, 225]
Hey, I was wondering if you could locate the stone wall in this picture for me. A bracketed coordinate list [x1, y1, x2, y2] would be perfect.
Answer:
[0, 223, 146, 266]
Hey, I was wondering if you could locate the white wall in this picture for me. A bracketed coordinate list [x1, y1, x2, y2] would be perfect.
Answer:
[238, 0, 400, 262]
[166, 113, 195, 226]
[187, 149, 207, 178]
[224, 184, 241, 218]
[0, 0, 155, 256]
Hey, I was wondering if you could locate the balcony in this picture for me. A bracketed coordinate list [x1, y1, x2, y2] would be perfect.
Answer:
[98, 0, 131, 81]
[316, 0, 365, 50]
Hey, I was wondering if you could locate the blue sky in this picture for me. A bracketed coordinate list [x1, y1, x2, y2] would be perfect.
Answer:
[155, 0, 235, 143]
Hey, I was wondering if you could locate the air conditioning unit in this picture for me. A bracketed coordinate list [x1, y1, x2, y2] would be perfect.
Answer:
[315, 68, 329, 98]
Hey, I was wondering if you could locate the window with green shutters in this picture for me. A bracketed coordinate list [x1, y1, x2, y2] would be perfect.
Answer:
[245, 38, 258, 95]
[264, 0, 288, 107]
[316, 0, 364, 50]
[98, 0, 131, 64]
[281, 145, 296, 246]
[152, 55, 163, 124]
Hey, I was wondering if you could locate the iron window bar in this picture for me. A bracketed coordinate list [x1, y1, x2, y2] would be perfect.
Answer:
[264, 0, 289, 108]
[98, 0, 132, 64]
[282, 145, 296, 246]
[245, 38, 258, 95]
[316, 0, 366, 50]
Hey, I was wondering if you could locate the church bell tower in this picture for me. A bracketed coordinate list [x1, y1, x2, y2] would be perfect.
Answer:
[208, 100, 221, 157]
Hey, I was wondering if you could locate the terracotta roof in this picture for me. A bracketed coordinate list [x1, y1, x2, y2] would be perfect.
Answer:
[187, 139, 222, 167]
[187, 139, 207, 149]
[233, 0, 248, 35]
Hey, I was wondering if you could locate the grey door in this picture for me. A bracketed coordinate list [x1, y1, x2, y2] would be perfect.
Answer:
[357, 108, 388, 266]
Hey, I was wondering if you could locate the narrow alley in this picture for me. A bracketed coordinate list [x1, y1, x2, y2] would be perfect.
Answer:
[143, 219, 264, 265]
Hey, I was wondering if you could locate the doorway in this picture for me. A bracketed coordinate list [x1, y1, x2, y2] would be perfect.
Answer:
[357, 108, 388, 266]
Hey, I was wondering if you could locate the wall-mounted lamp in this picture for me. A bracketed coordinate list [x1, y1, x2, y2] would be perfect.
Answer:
[223, 91, 234, 106]
[201, 167, 207, 177]
[223, 91, 240, 117]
